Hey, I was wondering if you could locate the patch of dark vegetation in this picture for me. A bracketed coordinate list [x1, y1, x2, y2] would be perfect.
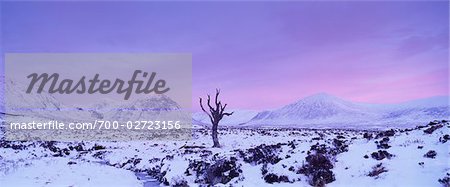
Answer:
[371, 150, 394, 160]
[147, 165, 163, 181]
[375, 137, 391, 149]
[309, 143, 328, 155]
[438, 175, 450, 187]
[375, 129, 395, 139]
[332, 138, 349, 154]
[417, 145, 424, 149]
[91, 144, 106, 151]
[298, 152, 335, 187]
[336, 135, 345, 139]
[184, 157, 242, 186]
[238, 144, 283, 165]
[171, 179, 189, 187]
[122, 158, 142, 168]
[424, 123, 443, 134]
[309, 141, 347, 157]
[264, 173, 290, 184]
[368, 163, 388, 178]
[424, 150, 437, 159]
[40, 141, 72, 157]
[182, 147, 213, 156]
[92, 151, 107, 159]
[179, 145, 206, 149]
[70, 143, 85, 152]
[0, 141, 28, 150]
[287, 140, 296, 150]
[439, 135, 450, 143]
[363, 132, 373, 140]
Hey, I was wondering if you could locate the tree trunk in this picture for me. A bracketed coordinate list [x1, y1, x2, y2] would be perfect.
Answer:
[199, 89, 233, 148]
[211, 122, 220, 148]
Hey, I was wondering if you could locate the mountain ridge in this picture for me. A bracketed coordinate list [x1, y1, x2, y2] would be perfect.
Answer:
[193, 93, 449, 129]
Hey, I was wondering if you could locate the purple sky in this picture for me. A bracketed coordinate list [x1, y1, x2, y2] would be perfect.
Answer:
[1, 2, 448, 110]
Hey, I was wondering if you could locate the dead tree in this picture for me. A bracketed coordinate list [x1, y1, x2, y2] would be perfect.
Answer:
[199, 89, 233, 148]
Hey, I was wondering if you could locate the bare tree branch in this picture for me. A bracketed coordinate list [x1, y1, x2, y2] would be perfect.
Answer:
[199, 97, 214, 124]
[223, 112, 234, 116]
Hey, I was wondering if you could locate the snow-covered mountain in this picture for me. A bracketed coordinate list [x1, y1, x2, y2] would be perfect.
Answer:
[0, 77, 189, 123]
[105, 95, 188, 122]
[1, 77, 62, 114]
[245, 93, 449, 128]
[0, 77, 77, 121]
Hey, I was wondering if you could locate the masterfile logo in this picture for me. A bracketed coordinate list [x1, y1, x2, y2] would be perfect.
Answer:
[25, 70, 170, 100]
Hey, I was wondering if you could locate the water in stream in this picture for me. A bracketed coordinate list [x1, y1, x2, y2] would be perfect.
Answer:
[135, 172, 160, 187]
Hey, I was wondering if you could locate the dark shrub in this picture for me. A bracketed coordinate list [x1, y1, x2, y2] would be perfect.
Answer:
[424, 150, 437, 159]
[298, 153, 335, 186]
[263, 173, 290, 184]
[185, 157, 242, 186]
[371, 150, 393, 160]
[375, 129, 395, 139]
[363, 133, 373, 140]
[368, 163, 388, 178]
[332, 139, 349, 154]
[424, 124, 443, 134]
[92, 144, 106, 150]
[440, 135, 450, 143]
[438, 176, 450, 187]
[239, 144, 282, 165]
[376, 137, 391, 149]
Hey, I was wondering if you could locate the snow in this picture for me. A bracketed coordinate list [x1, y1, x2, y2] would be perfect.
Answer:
[1, 120, 448, 186]
[331, 124, 449, 187]
[246, 93, 449, 129]
[0, 157, 141, 187]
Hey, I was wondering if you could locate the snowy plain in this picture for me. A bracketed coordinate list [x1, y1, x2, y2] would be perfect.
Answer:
[0, 120, 449, 187]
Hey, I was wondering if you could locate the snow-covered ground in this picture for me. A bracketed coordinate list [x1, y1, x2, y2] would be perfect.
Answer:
[0, 157, 141, 187]
[1, 120, 449, 187]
